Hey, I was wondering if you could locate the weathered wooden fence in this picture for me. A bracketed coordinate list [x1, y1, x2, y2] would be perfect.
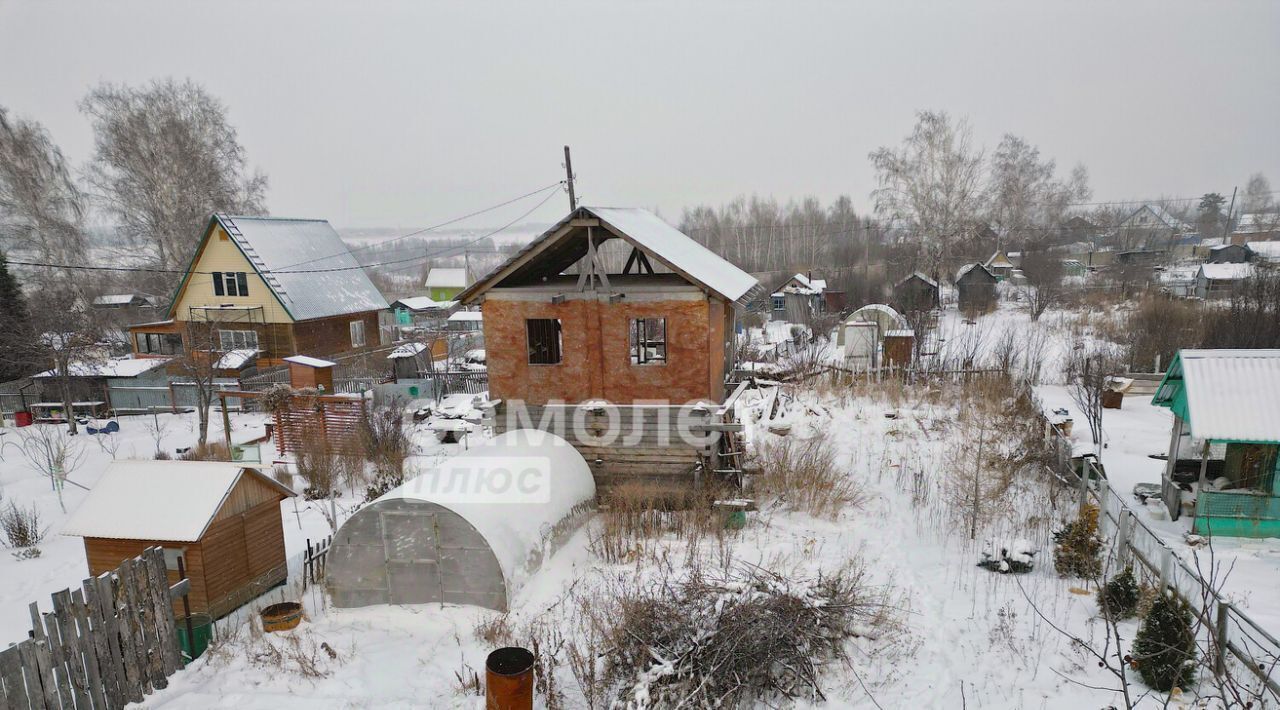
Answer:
[272, 396, 366, 457]
[303, 536, 332, 590]
[0, 547, 188, 709]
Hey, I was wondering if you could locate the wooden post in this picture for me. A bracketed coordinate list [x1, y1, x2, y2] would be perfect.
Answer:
[168, 382, 178, 414]
[1215, 601, 1229, 676]
[176, 556, 195, 663]
[1116, 512, 1132, 569]
[1158, 550, 1172, 592]
[1096, 466, 1110, 537]
[1077, 458, 1090, 515]
[563, 146, 576, 211]
[221, 393, 233, 457]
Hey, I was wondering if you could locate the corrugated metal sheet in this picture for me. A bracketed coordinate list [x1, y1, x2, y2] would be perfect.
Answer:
[1180, 349, 1280, 443]
[217, 215, 389, 321]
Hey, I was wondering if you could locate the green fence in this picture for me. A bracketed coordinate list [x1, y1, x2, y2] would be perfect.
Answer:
[1195, 491, 1280, 538]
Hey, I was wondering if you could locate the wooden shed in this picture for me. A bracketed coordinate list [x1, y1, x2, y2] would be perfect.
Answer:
[63, 461, 295, 619]
[892, 272, 940, 312]
[955, 263, 998, 315]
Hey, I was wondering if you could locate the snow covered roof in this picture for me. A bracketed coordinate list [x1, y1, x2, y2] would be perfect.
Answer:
[775, 273, 826, 296]
[387, 342, 427, 359]
[33, 357, 170, 379]
[93, 294, 151, 307]
[448, 311, 483, 321]
[1155, 350, 1280, 443]
[372, 430, 595, 590]
[955, 263, 995, 283]
[214, 348, 258, 370]
[392, 296, 457, 311]
[1197, 263, 1254, 281]
[63, 461, 294, 542]
[1246, 241, 1280, 261]
[984, 251, 1013, 268]
[187, 215, 389, 322]
[846, 304, 908, 330]
[1234, 213, 1280, 234]
[425, 268, 468, 289]
[1123, 204, 1190, 231]
[895, 272, 938, 288]
[457, 207, 760, 306]
[284, 355, 336, 368]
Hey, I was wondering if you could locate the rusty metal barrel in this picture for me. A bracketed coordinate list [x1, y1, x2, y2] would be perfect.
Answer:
[485, 646, 535, 710]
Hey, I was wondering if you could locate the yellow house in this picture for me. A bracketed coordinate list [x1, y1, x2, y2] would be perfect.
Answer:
[130, 215, 389, 368]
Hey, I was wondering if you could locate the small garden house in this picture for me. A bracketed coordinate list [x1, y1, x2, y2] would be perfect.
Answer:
[326, 430, 595, 611]
[63, 461, 295, 618]
[955, 263, 998, 314]
[892, 272, 939, 312]
[1152, 349, 1280, 538]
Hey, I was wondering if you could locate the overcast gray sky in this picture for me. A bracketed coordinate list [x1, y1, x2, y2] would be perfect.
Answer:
[1, 0, 1277, 229]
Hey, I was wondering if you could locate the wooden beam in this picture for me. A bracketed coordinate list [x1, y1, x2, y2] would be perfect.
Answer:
[568, 219, 600, 227]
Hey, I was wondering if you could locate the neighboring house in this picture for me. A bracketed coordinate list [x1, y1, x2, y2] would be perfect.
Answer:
[1063, 215, 1099, 244]
[1152, 349, 1280, 537]
[1115, 204, 1190, 250]
[955, 263, 998, 314]
[390, 296, 458, 327]
[457, 205, 760, 492]
[424, 267, 469, 301]
[92, 294, 158, 310]
[129, 215, 389, 368]
[63, 461, 295, 619]
[1155, 265, 1199, 298]
[983, 251, 1015, 280]
[1208, 243, 1251, 264]
[892, 272, 940, 312]
[1229, 213, 1280, 244]
[30, 356, 173, 418]
[1195, 263, 1254, 299]
[771, 273, 827, 323]
[1246, 241, 1280, 264]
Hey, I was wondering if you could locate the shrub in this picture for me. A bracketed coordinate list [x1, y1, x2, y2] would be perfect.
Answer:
[1, 500, 46, 553]
[181, 441, 230, 461]
[590, 482, 724, 564]
[1052, 505, 1103, 578]
[1132, 591, 1196, 692]
[1097, 566, 1140, 619]
[360, 402, 410, 478]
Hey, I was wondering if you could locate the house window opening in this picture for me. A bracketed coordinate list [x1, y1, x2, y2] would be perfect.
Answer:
[350, 320, 367, 348]
[136, 332, 184, 355]
[630, 318, 667, 365]
[527, 319, 562, 365]
[213, 271, 249, 297]
[218, 329, 259, 351]
[771, 295, 785, 311]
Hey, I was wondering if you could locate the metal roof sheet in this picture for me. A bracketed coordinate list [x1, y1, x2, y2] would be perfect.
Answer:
[215, 215, 389, 321]
[1177, 349, 1280, 443]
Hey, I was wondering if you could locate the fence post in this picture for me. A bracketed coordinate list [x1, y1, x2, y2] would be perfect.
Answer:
[1096, 468, 1110, 537]
[1077, 459, 1090, 515]
[1215, 601, 1229, 676]
[1158, 549, 1172, 591]
[1117, 512, 1132, 569]
[304, 539, 312, 589]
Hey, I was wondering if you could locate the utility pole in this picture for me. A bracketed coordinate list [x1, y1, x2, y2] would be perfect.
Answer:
[1224, 186, 1238, 237]
[563, 145, 577, 211]
[863, 218, 871, 304]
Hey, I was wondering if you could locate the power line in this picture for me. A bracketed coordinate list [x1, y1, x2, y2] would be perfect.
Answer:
[7, 185, 567, 277]
[276, 179, 566, 269]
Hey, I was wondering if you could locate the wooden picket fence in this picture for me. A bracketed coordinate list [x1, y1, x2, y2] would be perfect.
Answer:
[0, 547, 187, 710]
[303, 536, 332, 590]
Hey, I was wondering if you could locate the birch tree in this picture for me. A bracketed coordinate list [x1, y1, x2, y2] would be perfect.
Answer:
[81, 79, 268, 281]
[0, 107, 87, 271]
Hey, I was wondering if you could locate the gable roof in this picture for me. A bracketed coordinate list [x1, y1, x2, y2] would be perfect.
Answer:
[169, 215, 388, 322]
[956, 263, 996, 283]
[984, 251, 1014, 268]
[456, 206, 760, 306]
[896, 271, 939, 289]
[773, 273, 826, 297]
[1197, 263, 1254, 281]
[425, 267, 469, 289]
[1122, 204, 1190, 231]
[1152, 349, 1280, 443]
[63, 461, 294, 541]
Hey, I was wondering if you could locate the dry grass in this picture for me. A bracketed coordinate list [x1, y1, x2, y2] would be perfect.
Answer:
[751, 434, 867, 519]
[180, 441, 230, 461]
[589, 482, 732, 565]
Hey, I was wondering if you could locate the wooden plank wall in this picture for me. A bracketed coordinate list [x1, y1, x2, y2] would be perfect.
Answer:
[0, 548, 184, 710]
[273, 396, 365, 456]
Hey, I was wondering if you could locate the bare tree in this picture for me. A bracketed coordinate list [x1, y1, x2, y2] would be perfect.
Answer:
[870, 110, 986, 273]
[1020, 249, 1065, 321]
[12, 425, 86, 512]
[0, 107, 88, 271]
[81, 79, 267, 281]
[986, 134, 1090, 248]
[171, 322, 224, 447]
[1066, 343, 1124, 458]
[1242, 172, 1273, 214]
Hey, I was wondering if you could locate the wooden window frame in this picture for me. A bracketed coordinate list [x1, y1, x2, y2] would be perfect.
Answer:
[349, 320, 367, 348]
[218, 329, 259, 351]
[214, 271, 249, 297]
[630, 317, 667, 365]
[526, 318, 562, 365]
[771, 295, 785, 311]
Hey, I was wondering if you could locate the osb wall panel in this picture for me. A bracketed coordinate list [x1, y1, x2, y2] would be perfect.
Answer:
[483, 297, 721, 405]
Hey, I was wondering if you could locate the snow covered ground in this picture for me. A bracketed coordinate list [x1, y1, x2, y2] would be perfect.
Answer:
[2, 302, 1277, 707]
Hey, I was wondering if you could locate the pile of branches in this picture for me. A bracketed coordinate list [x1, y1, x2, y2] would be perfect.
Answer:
[605, 565, 883, 707]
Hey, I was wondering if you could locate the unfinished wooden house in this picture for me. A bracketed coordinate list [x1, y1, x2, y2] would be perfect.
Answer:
[456, 206, 761, 492]
[63, 461, 295, 619]
[1152, 350, 1280, 538]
